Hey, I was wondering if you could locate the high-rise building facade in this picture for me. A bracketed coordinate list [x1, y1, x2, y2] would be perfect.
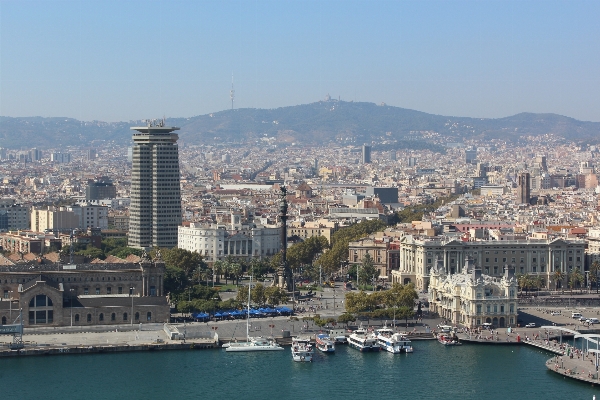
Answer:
[517, 172, 531, 204]
[129, 121, 181, 249]
[362, 145, 371, 164]
[86, 179, 117, 201]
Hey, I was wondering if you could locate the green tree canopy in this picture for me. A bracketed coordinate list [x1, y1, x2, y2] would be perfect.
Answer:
[316, 219, 386, 275]
[285, 236, 329, 270]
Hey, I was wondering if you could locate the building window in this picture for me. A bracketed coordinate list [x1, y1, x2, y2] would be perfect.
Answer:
[99, 313, 104, 322]
[84, 288, 89, 295]
[107, 287, 112, 294]
[123, 313, 128, 321]
[135, 312, 140, 321]
[87, 314, 92, 322]
[28, 295, 54, 325]
[75, 314, 80, 322]
[147, 312, 152, 321]
[118, 287, 123, 294]
[95, 288, 100, 295]
[111, 313, 116, 321]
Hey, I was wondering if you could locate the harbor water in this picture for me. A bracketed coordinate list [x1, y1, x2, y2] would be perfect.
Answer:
[1, 341, 598, 399]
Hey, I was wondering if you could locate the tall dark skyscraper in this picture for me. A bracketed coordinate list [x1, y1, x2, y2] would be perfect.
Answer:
[128, 120, 182, 249]
[362, 145, 371, 164]
[517, 172, 531, 205]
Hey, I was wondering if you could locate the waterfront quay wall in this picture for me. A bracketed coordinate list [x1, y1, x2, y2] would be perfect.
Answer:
[0, 341, 218, 358]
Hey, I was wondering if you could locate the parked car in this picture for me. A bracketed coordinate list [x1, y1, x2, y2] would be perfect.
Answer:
[579, 316, 587, 322]
[572, 312, 583, 319]
[551, 311, 561, 316]
[525, 323, 536, 328]
[587, 318, 599, 324]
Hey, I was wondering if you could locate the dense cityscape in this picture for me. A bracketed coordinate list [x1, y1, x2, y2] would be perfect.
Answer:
[2, 1, 600, 396]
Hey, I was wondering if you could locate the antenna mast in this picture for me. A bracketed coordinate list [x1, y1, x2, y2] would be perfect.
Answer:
[230, 75, 235, 110]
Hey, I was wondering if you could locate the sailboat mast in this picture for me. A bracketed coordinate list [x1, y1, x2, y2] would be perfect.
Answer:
[247, 276, 251, 341]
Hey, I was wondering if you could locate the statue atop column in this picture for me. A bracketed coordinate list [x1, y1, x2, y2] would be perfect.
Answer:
[277, 186, 293, 292]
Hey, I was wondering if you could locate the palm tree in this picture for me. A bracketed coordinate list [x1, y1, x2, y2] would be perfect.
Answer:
[517, 274, 533, 295]
[230, 262, 243, 286]
[570, 268, 584, 294]
[571, 268, 585, 294]
[553, 269, 564, 292]
[213, 260, 224, 285]
[590, 261, 600, 293]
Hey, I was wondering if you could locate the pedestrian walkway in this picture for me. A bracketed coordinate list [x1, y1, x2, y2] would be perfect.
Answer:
[546, 352, 600, 384]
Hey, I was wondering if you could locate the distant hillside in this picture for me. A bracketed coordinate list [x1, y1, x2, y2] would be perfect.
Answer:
[2, 101, 600, 149]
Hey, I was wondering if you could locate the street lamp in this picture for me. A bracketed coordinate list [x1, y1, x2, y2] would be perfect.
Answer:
[130, 286, 135, 326]
[70, 288, 74, 327]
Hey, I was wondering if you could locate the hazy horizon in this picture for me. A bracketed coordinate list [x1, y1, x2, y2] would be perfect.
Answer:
[0, 99, 596, 124]
[1, 0, 599, 122]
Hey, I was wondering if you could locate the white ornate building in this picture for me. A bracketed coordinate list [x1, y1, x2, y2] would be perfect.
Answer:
[428, 258, 518, 329]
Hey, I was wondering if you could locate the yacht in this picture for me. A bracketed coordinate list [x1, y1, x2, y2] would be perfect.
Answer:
[225, 337, 283, 352]
[347, 326, 380, 352]
[315, 333, 336, 353]
[375, 327, 413, 354]
[225, 276, 283, 352]
[291, 336, 314, 362]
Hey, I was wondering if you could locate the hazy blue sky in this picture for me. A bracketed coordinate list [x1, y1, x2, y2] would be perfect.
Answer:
[1, 0, 599, 122]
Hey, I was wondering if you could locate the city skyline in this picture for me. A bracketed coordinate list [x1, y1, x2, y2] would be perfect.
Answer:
[1, 0, 599, 122]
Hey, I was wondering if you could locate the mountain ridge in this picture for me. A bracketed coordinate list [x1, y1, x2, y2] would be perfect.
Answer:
[1, 101, 599, 149]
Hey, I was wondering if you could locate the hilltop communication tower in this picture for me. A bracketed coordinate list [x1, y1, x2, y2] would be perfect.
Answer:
[230, 75, 235, 110]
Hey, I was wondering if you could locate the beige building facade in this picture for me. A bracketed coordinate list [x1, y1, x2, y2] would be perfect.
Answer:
[391, 235, 585, 291]
[428, 259, 518, 328]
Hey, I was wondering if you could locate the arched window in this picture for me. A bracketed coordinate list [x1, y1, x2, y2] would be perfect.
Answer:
[99, 313, 104, 322]
[87, 314, 92, 322]
[147, 312, 152, 321]
[135, 312, 140, 321]
[111, 313, 116, 321]
[1, 316, 6, 325]
[28, 294, 54, 324]
[123, 312, 128, 321]
[75, 314, 80, 322]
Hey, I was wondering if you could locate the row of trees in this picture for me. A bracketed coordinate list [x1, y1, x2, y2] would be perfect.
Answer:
[518, 266, 599, 294]
[234, 283, 289, 306]
[344, 283, 419, 324]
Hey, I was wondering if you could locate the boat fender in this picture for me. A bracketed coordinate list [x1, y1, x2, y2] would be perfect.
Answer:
[300, 356, 305, 361]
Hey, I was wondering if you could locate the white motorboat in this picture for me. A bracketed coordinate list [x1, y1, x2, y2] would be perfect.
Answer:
[375, 327, 413, 354]
[291, 336, 314, 362]
[347, 326, 380, 352]
[315, 333, 336, 353]
[225, 276, 283, 352]
[437, 334, 462, 346]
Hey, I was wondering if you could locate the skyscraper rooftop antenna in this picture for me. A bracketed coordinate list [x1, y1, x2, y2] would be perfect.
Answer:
[230, 74, 235, 111]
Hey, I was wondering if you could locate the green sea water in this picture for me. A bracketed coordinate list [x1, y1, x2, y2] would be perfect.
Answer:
[1, 341, 598, 399]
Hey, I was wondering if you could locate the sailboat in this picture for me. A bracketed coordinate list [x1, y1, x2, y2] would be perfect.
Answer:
[225, 276, 283, 352]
